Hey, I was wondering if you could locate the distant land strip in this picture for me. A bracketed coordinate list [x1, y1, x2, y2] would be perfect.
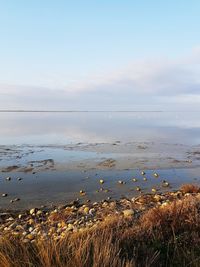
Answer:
[0, 110, 164, 113]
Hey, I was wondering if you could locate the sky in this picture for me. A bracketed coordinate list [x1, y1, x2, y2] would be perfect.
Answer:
[0, 0, 200, 110]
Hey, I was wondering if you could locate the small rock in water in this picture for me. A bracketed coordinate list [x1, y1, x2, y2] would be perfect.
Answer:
[132, 178, 137, 182]
[6, 177, 11, 181]
[14, 198, 20, 202]
[136, 186, 141, 191]
[141, 171, 145, 175]
[2, 193, 8, 197]
[17, 177, 22, 181]
[154, 173, 159, 178]
[143, 177, 147, 181]
[162, 180, 169, 187]
[152, 188, 157, 193]
[118, 180, 126, 184]
[99, 179, 104, 184]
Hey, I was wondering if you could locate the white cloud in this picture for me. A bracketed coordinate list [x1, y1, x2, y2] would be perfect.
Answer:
[0, 48, 200, 110]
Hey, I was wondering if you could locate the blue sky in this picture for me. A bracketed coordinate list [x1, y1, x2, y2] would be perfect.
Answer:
[0, 1, 200, 110]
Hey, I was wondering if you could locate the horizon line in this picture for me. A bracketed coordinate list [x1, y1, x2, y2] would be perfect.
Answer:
[0, 110, 164, 113]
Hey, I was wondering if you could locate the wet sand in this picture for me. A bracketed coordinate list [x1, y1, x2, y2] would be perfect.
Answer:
[0, 142, 200, 210]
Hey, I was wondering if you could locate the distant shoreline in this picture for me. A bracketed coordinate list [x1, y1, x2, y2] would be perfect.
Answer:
[0, 110, 163, 113]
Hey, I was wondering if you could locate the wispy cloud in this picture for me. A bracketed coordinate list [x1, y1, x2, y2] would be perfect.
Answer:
[0, 48, 200, 110]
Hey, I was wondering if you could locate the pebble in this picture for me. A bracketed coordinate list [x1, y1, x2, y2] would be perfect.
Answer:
[2, 193, 8, 197]
[132, 178, 137, 182]
[141, 171, 145, 175]
[99, 179, 104, 184]
[26, 234, 34, 240]
[154, 173, 159, 178]
[83, 207, 89, 214]
[162, 180, 169, 187]
[123, 209, 134, 217]
[118, 180, 126, 184]
[6, 177, 11, 181]
[36, 210, 42, 216]
[30, 208, 36, 215]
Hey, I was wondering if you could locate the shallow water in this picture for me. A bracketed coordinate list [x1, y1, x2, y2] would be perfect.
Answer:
[1, 111, 200, 145]
[0, 111, 200, 209]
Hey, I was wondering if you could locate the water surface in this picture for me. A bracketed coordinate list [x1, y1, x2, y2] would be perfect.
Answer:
[0, 111, 200, 209]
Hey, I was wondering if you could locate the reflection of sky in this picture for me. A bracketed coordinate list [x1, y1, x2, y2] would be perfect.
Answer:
[0, 111, 200, 145]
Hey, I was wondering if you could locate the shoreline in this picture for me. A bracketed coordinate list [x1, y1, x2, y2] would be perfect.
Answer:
[0, 184, 200, 266]
[0, 184, 199, 241]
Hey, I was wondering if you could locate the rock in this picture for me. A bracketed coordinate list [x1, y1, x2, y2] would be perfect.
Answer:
[26, 234, 34, 240]
[6, 217, 14, 222]
[136, 186, 141, 191]
[17, 177, 22, 181]
[89, 208, 95, 215]
[141, 171, 145, 175]
[154, 194, 161, 202]
[30, 208, 37, 215]
[28, 219, 34, 225]
[67, 224, 74, 230]
[152, 188, 157, 193]
[83, 207, 89, 214]
[162, 180, 169, 187]
[36, 210, 42, 216]
[28, 227, 34, 232]
[2, 193, 8, 197]
[143, 177, 147, 181]
[6, 177, 11, 181]
[154, 173, 159, 178]
[99, 179, 104, 184]
[123, 209, 134, 217]
[118, 180, 125, 184]
[132, 178, 137, 182]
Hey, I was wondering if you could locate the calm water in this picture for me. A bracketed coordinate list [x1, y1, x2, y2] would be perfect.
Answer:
[0, 111, 200, 210]
[0, 111, 200, 145]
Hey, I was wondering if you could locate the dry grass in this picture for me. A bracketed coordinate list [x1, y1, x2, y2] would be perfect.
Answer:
[180, 184, 200, 193]
[1, 185, 200, 267]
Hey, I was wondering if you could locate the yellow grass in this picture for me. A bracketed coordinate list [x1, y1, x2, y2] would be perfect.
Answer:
[0, 185, 200, 267]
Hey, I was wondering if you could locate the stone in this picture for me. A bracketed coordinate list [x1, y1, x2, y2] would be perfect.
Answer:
[99, 179, 104, 184]
[123, 209, 134, 217]
[36, 210, 42, 216]
[30, 208, 36, 215]
[6, 177, 11, 181]
[2, 193, 8, 197]
[83, 207, 89, 214]
[28, 219, 34, 225]
[26, 234, 34, 240]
